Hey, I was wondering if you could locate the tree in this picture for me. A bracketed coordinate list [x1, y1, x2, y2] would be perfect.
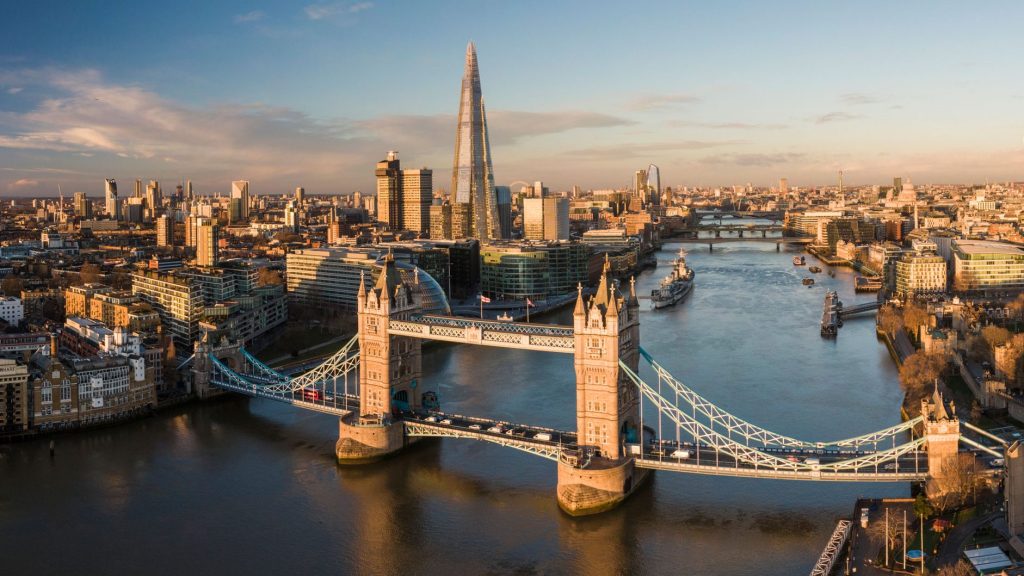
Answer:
[936, 559, 974, 576]
[1009, 293, 1024, 322]
[878, 305, 904, 336]
[257, 268, 283, 286]
[866, 508, 906, 565]
[965, 334, 989, 363]
[1, 276, 23, 297]
[79, 262, 101, 285]
[903, 302, 930, 340]
[899, 351, 948, 408]
[981, 325, 1011, 351]
[931, 453, 983, 512]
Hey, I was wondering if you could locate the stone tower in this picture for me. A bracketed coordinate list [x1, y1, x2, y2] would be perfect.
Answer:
[336, 256, 422, 463]
[922, 385, 960, 495]
[571, 262, 640, 460]
[356, 257, 422, 417]
[558, 262, 645, 516]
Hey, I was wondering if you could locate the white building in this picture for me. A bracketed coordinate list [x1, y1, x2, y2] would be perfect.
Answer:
[0, 297, 24, 325]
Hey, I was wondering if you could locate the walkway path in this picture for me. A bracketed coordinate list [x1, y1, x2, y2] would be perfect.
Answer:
[933, 510, 1000, 569]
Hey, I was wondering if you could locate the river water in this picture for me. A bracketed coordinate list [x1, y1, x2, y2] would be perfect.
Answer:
[0, 242, 906, 575]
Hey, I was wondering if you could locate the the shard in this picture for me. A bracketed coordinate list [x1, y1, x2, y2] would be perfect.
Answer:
[451, 42, 499, 240]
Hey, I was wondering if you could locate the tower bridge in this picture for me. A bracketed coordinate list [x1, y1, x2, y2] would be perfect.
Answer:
[201, 256, 1011, 517]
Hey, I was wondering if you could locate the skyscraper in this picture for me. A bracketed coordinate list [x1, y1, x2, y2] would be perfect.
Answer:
[156, 215, 174, 247]
[401, 168, 432, 235]
[231, 181, 250, 221]
[295, 187, 305, 205]
[73, 192, 92, 218]
[195, 218, 218, 267]
[104, 179, 120, 220]
[375, 151, 401, 229]
[451, 42, 498, 240]
[146, 180, 161, 218]
[523, 197, 569, 241]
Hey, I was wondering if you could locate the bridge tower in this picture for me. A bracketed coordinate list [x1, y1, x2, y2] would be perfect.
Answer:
[192, 331, 243, 399]
[922, 386, 960, 496]
[557, 263, 646, 516]
[336, 257, 423, 463]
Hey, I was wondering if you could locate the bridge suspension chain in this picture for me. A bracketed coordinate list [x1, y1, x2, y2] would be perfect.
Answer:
[623, 362, 926, 475]
[639, 346, 922, 448]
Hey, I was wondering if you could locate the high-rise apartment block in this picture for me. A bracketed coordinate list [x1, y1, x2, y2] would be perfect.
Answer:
[156, 215, 174, 247]
[375, 151, 402, 229]
[374, 152, 432, 235]
[195, 218, 219, 267]
[401, 168, 432, 235]
[231, 180, 250, 221]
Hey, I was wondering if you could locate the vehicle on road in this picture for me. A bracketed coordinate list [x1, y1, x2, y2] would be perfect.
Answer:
[860, 508, 869, 528]
[440, 419, 452, 425]
[804, 457, 820, 465]
[468, 424, 481, 430]
[533, 432, 552, 442]
[670, 449, 691, 459]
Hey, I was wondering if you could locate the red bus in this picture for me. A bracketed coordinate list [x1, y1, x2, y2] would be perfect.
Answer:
[302, 388, 323, 401]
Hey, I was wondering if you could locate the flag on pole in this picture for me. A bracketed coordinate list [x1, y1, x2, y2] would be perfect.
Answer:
[479, 295, 492, 303]
[526, 298, 535, 308]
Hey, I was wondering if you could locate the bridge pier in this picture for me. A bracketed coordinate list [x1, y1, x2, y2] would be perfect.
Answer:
[708, 243, 713, 253]
[335, 415, 410, 464]
[556, 458, 649, 516]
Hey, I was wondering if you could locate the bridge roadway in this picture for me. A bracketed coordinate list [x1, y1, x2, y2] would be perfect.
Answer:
[634, 439, 930, 482]
[387, 313, 576, 353]
[399, 410, 932, 481]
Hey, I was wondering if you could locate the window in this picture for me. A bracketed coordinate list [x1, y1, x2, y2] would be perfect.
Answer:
[41, 386, 52, 404]
[61, 384, 70, 402]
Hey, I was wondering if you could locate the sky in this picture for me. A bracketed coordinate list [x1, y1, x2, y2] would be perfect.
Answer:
[1, 1, 1023, 197]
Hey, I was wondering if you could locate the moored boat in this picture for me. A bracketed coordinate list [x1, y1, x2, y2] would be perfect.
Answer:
[651, 249, 695, 309]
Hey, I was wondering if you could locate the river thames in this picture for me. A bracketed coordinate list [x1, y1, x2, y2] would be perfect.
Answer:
[0, 242, 907, 575]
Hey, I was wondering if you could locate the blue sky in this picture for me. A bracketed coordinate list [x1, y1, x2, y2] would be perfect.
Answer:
[1, 1, 1022, 197]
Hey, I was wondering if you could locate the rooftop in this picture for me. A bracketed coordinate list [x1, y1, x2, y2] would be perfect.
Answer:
[954, 239, 1024, 256]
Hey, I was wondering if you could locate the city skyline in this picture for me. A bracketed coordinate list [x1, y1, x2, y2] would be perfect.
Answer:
[3, 1, 1024, 197]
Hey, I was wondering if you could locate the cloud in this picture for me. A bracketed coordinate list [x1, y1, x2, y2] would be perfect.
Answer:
[672, 120, 787, 130]
[0, 67, 632, 193]
[234, 10, 266, 23]
[700, 152, 805, 167]
[563, 140, 741, 161]
[811, 111, 860, 124]
[6, 87, 22, 94]
[8, 178, 38, 190]
[629, 93, 701, 111]
[304, 1, 372, 21]
[839, 92, 882, 105]
[357, 110, 632, 149]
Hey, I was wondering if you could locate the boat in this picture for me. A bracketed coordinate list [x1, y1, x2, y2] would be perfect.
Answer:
[651, 249, 695, 309]
[808, 266, 822, 273]
[802, 278, 815, 286]
[828, 270, 835, 278]
[793, 255, 806, 266]
[496, 312, 513, 322]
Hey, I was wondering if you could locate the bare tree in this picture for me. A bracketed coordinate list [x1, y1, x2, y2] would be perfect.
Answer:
[878, 305, 903, 336]
[931, 453, 982, 512]
[936, 559, 974, 576]
[866, 508, 906, 564]
[257, 268, 283, 286]
[981, 324, 1011, 351]
[900, 351, 948, 410]
[903, 302, 930, 339]
[79, 262, 101, 285]
[1, 277, 23, 297]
